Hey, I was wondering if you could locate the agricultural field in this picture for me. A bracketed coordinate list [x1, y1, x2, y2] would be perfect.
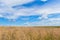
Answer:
[0, 26, 60, 40]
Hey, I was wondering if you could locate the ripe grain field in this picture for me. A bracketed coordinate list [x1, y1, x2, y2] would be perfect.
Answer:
[0, 26, 60, 40]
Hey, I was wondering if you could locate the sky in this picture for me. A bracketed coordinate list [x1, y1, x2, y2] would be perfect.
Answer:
[0, 0, 60, 26]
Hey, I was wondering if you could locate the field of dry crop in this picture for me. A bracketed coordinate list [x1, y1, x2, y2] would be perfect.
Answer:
[0, 26, 60, 40]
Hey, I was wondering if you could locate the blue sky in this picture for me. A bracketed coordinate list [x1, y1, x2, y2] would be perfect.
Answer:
[0, 0, 60, 26]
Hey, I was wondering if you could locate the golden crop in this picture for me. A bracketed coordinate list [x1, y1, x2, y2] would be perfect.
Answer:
[0, 26, 60, 40]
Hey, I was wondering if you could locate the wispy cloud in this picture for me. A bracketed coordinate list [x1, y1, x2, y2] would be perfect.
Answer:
[0, 0, 46, 20]
[1, 0, 34, 6]
[0, 0, 60, 26]
[0, 0, 60, 20]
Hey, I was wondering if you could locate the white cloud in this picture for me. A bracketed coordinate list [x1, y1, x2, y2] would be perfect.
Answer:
[0, 0, 38, 20]
[48, 18, 60, 21]
[1, 0, 34, 6]
[34, 2, 60, 19]
[0, 0, 60, 26]
[0, 0, 60, 21]
[23, 19, 60, 26]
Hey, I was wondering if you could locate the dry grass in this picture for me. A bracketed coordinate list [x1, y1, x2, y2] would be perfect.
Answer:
[0, 27, 60, 40]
